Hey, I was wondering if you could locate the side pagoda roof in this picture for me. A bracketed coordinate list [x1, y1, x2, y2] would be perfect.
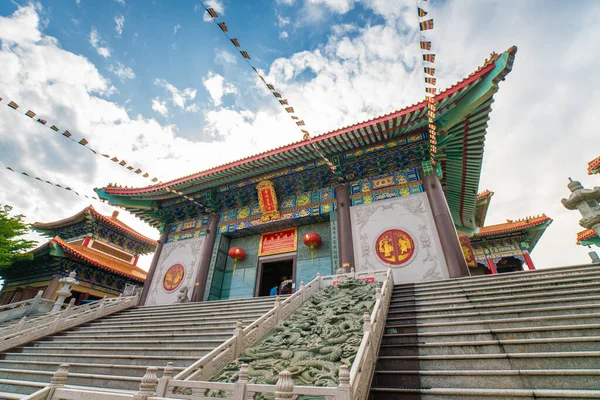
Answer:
[49, 237, 147, 281]
[33, 205, 157, 250]
[97, 46, 518, 233]
[577, 229, 599, 247]
[588, 156, 600, 175]
[470, 214, 552, 251]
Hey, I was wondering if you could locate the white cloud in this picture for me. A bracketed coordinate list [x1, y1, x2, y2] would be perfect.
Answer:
[114, 0, 125, 5]
[114, 14, 125, 37]
[202, 72, 238, 106]
[279, 31, 289, 40]
[71, 18, 79, 26]
[173, 24, 181, 35]
[214, 49, 237, 65]
[308, 0, 355, 14]
[151, 97, 169, 117]
[0, 5, 42, 43]
[154, 78, 198, 110]
[276, 14, 290, 27]
[89, 28, 111, 58]
[107, 61, 135, 81]
[277, 0, 295, 4]
[203, 0, 224, 22]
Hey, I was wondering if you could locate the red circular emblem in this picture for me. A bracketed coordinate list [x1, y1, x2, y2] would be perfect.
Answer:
[163, 264, 185, 292]
[375, 229, 415, 265]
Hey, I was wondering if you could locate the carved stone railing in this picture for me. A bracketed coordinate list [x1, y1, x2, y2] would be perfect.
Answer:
[24, 268, 393, 400]
[0, 294, 139, 353]
[0, 290, 55, 323]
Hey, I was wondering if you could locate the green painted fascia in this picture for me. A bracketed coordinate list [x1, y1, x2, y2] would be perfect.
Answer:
[94, 189, 156, 210]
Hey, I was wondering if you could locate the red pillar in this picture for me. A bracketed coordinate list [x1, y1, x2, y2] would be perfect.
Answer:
[522, 251, 535, 270]
[486, 257, 498, 274]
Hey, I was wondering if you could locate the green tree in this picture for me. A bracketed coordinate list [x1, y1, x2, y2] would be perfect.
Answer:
[0, 205, 37, 267]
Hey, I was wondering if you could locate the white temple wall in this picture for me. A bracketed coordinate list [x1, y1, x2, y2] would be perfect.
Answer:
[350, 192, 449, 283]
[145, 235, 206, 305]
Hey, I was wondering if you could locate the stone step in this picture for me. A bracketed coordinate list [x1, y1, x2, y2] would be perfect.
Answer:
[385, 313, 600, 334]
[382, 323, 600, 344]
[376, 351, 600, 370]
[388, 287, 600, 309]
[0, 369, 143, 391]
[73, 319, 254, 331]
[135, 296, 281, 312]
[0, 379, 45, 396]
[53, 332, 232, 340]
[111, 303, 276, 319]
[86, 313, 263, 327]
[34, 338, 224, 348]
[0, 359, 184, 376]
[369, 386, 600, 400]
[379, 336, 600, 356]
[1, 352, 197, 367]
[386, 295, 600, 316]
[392, 267, 600, 296]
[391, 278, 600, 301]
[393, 263, 600, 290]
[57, 329, 233, 339]
[385, 303, 600, 324]
[372, 369, 600, 389]
[20, 346, 212, 357]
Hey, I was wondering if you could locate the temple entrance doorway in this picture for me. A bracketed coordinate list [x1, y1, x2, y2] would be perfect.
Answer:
[496, 256, 524, 273]
[256, 255, 296, 297]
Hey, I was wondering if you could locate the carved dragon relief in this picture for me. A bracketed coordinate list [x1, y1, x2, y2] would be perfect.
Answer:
[208, 280, 376, 397]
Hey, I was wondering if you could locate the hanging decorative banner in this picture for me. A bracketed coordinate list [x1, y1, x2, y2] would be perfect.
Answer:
[258, 228, 298, 257]
[3, 165, 99, 200]
[195, 0, 339, 179]
[416, 0, 438, 167]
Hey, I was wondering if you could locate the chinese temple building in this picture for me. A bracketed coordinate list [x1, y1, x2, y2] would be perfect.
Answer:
[0, 206, 155, 305]
[97, 47, 520, 306]
[460, 190, 552, 275]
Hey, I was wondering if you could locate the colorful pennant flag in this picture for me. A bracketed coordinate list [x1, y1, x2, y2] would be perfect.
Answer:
[206, 8, 218, 18]
[50, 125, 59, 131]
[285, 107, 294, 113]
[419, 19, 434, 31]
[279, 99, 288, 105]
[218, 22, 228, 32]
[78, 138, 88, 146]
[8, 101, 18, 109]
[424, 67, 435, 76]
[266, 84, 275, 90]
[63, 130, 72, 138]
[231, 38, 240, 47]
[240, 50, 251, 59]
[425, 77, 436, 85]
[418, 8, 428, 17]
[420, 41, 431, 50]
[423, 54, 435, 63]
[25, 110, 36, 118]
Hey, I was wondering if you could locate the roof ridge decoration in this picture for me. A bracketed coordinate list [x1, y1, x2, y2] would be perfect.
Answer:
[476, 190, 495, 200]
[99, 46, 517, 197]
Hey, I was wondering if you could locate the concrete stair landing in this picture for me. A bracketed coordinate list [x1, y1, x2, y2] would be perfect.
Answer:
[0, 296, 278, 399]
[370, 263, 600, 400]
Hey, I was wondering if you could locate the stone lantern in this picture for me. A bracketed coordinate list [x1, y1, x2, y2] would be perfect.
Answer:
[561, 178, 600, 238]
[52, 271, 79, 312]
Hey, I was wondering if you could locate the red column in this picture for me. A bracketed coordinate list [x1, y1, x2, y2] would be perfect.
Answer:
[486, 257, 498, 274]
[522, 251, 535, 270]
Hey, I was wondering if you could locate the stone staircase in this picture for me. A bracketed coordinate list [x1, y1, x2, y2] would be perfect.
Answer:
[0, 296, 278, 399]
[370, 263, 600, 400]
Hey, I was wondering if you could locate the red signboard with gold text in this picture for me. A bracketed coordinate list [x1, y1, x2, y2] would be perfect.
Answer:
[257, 180, 281, 222]
[259, 228, 298, 256]
[459, 234, 477, 267]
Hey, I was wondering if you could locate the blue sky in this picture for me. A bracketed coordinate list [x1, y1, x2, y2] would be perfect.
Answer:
[0, 0, 598, 270]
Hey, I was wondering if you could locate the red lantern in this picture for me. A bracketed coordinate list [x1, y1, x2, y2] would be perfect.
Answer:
[302, 232, 322, 261]
[228, 247, 246, 275]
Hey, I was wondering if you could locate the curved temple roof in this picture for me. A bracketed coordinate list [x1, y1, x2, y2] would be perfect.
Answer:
[97, 46, 518, 233]
[588, 156, 600, 175]
[33, 205, 157, 248]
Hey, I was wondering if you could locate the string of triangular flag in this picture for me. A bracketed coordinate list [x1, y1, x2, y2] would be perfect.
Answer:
[1, 97, 210, 212]
[2, 165, 99, 201]
[196, 0, 340, 179]
[1, 97, 161, 184]
[417, 0, 437, 166]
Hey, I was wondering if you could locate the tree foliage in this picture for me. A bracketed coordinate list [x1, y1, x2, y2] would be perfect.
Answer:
[0, 205, 37, 268]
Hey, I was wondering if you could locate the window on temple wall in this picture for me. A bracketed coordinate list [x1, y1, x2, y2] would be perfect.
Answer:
[496, 256, 524, 273]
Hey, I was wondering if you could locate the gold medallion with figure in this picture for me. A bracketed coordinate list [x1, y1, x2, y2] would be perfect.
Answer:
[163, 263, 185, 292]
[375, 229, 415, 265]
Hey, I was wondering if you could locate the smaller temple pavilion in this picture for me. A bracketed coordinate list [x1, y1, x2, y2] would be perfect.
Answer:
[460, 190, 552, 274]
[576, 157, 600, 247]
[0, 206, 156, 305]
